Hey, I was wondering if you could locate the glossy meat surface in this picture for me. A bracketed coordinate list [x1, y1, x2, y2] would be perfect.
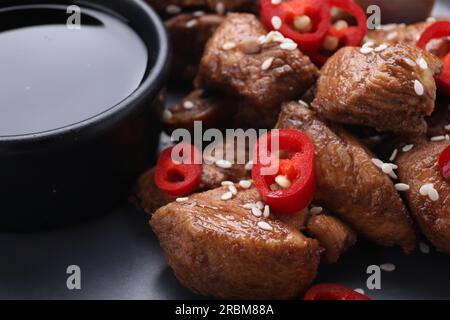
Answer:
[166, 13, 224, 81]
[366, 21, 450, 58]
[196, 13, 319, 110]
[163, 89, 236, 133]
[307, 214, 357, 264]
[397, 141, 450, 252]
[311, 44, 443, 134]
[150, 186, 321, 299]
[276, 102, 416, 252]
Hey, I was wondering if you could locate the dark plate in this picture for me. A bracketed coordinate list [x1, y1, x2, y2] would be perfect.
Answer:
[1, 1, 450, 300]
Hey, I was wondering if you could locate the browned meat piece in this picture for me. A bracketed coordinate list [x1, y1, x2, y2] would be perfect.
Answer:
[307, 214, 357, 264]
[166, 14, 224, 81]
[233, 101, 281, 129]
[196, 14, 319, 111]
[150, 186, 321, 299]
[206, 0, 258, 14]
[311, 44, 443, 135]
[275, 208, 310, 231]
[131, 168, 175, 215]
[163, 89, 236, 133]
[276, 102, 416, 252]
[132, 141, 251, 214]
[397, 140, 450, 252]
[366, 21, 450, 58]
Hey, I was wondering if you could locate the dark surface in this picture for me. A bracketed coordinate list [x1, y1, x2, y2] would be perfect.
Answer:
[2, 1, 450, 300]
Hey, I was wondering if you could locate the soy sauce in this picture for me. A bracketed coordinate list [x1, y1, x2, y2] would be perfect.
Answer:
[0, 4, 149, 136]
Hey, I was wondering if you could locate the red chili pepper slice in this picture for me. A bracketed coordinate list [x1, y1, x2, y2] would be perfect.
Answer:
[417, 21, 450, 97]
[304, 283, 371, 300]
[252, 129, 315, 214]
[154, 144, 202, 197]
[439, 145, 450, 182]
[306, 0, 367, 66]
[260, 0, 332, 52]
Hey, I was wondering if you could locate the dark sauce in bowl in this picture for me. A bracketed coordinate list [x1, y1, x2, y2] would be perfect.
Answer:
[0, 4, 149, 136]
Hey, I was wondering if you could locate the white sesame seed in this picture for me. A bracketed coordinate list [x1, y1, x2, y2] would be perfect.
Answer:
[215, 159, 232, 169]
[360, 47, 374, 54]
[374, 44, 388, 52]
[221, 192, 233, 201]
[428, 186, 439, 201]
[362, 41, 374, 48]
[263, 205, 270, 218]
[380, 263, 396, 272]
[216, 2, 225, 15]
[388, 171, 398, 179]
[418, 57, 428, 70]
[186, 201, 197, 208]
[447, 135, 450, 141]
[252, 206, 262, 217]
[322, 36, 339, 52]
[280, 41, 298, 51]
[176, 197, 189, 202]
[245, 160, 254, 171]
[186, 19, 198, 28]
[257, 221, 273, 231]
[271, 16, 282, 30]
[222, 42, 236, 50]
[271, 0, 282, 4]
[310, 206, 323, 215]
[371, 158, 384, 169]
[431, 135, 446, 142]
[162, 109, 173, 121]
[193, 10, 205, 17]
[256, 201, 265, 210]
[221, 181, 234, 186]
[228, 185, 238, 195]
[387, 31, 398, 40]
[389, 148, 398, 162]
[382, 163, 393, 174]
[419, 242, 431, 254]
[261, 57, 274, 71]
[354, 288, 365, 295]
[403, 58, 417, 67]
[183, 101, 194, 109]
[334, 20, 348, 30]
[298, 100, 309, 108]
[243, 203, 255, 209]
[275, 175, 291, 189]
[444, 124, 450, 132]
[427, 17, 437, 23]
[166, 4, 181, 15]
[293, 15, 312, 33]
[420, 183, 433, 196]
[395, 183, 410, 191]
[239, 180, 252, 189]
[402, 144, 414, 152]
[414, 80, 424, 96]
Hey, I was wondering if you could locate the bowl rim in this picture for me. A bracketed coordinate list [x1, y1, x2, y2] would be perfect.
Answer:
[0, 0, 169, 143]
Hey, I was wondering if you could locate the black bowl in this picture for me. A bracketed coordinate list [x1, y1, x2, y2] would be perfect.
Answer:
[0, 0, 169, 230]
